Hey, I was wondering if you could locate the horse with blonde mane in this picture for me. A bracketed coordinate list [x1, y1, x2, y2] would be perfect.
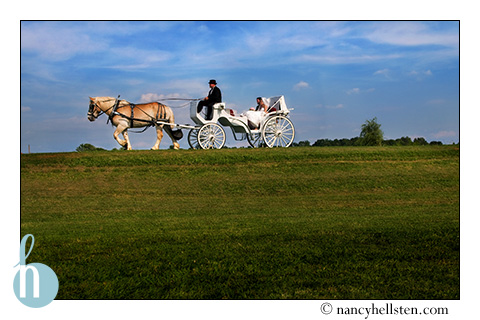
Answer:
[87, 97, 182, 150]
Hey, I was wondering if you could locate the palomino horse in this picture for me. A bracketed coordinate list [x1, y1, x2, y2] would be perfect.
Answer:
[87, 97, 182, 150]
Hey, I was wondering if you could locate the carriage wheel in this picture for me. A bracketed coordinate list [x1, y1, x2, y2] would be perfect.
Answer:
[247, 131, 263, 148]
[188, 129, 200, 149]
[197, 123, 226, 149]
[261, 116, 295, 148]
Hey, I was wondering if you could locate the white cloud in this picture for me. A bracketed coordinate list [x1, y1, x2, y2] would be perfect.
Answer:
[318, 103, 344, 109]
[363, 22, 459, 47]
[197, 24, 210, 33]
[298, 53, 402, 65]
[432, 130, 457, 139]
[293, 81, 310, 91]
[244, 33, 272, 55]
[374, 69, 391, 78]
[409, 70, 433, 76]
[106, 48, 173, 70]
[140, 93, 188, 103]
[408, 69, 434, 81]
[21, 22, 105, 61]
[347, 88, 360, 95]
[374, 69, 389, 75]
[138, 79, 209, 103]
[21, 106, 31, 112]
[160, 79, 210, 96]
[21, 22, 174, 71]
[346, 87, 375, 95]
[314, 21, 352, 38]
[327, 104, 344, 109]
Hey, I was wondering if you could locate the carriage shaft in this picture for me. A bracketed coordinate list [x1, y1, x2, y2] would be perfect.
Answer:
[155, 120, 197, 130]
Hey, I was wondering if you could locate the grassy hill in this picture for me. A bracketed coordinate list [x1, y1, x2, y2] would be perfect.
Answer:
[20, 146, 459, 299]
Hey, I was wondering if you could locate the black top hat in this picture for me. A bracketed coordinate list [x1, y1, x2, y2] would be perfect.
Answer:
[208, 79, 217, 85]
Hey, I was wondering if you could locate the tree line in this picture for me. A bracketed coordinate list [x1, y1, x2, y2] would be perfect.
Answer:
[293, 136, 444, 147]
[293, 117, 446, 147]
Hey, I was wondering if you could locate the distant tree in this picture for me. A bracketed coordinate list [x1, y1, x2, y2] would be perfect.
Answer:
[360, 117, 384, 146]
[383, 139, 396, 146]
[312, 137, 362, 147]
[396, 136, 413, 146]
[293, 140, 311, 147]
[313, 139, 330, 147]
[413, 137, 429, 145]
[429, 141, 443, 146]
[309, 131, 441, 147]
[350, 137, 362, 146]
[76, 143, 105, 152]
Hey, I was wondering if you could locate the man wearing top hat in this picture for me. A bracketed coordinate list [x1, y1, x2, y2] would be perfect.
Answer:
[197, 79, 222, 120]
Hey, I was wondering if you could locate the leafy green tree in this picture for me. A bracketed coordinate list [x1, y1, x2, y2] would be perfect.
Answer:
[413, 137, 428, 145]
[383, 139, 396, 146]
[76, 143, 105, 152]
[360, 117, 384, 146]
[313, 139, 333, 147]
[397, 136, 413, 146]
[292, 140, 310, 147]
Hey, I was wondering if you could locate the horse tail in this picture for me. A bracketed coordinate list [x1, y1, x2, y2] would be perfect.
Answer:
[164, 126, 183, 141]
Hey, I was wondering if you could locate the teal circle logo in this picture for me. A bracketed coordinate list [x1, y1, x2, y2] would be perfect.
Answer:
[13, 235, 59, 308]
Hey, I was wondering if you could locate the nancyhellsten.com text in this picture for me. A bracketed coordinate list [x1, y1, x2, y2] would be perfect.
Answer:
[320, 302, 448, 319]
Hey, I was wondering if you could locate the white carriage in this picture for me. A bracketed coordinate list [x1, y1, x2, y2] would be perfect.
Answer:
[183, 96, 295, 149]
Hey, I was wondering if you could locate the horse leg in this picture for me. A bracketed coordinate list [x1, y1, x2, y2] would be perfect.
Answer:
[113, 123, 129, 149]
[164, 125, 180, 150]
[152, 125, 163, 150]
[122, 130, 132, 150]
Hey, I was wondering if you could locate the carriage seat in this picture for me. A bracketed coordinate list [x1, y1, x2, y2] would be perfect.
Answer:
[190, 101, 226, 125]
[213, 102, 225, 110]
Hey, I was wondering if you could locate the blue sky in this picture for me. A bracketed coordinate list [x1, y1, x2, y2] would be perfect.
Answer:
[21, 21, 459, 152]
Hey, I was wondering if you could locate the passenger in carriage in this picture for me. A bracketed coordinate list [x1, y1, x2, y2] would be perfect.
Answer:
[256, 97, 277, 113]
[255, 97, 268, 112]
[244, 97, 267, 130]
[197, 79, 222, 120]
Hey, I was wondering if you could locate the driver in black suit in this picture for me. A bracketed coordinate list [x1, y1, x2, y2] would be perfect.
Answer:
[197, 79, 222, 120]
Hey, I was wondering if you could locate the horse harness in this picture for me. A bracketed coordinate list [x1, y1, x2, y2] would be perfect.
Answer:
[108, 98, 168, 130]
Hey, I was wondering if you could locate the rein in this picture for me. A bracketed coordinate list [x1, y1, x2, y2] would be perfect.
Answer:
[155, 98, 201, 109]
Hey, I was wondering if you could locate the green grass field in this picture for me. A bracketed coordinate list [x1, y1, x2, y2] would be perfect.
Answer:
[20, 146, 459, 299]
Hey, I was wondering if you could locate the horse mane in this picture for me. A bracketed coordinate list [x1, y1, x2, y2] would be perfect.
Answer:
[91, 96, 114, 101]
[92, 96, 131, 105]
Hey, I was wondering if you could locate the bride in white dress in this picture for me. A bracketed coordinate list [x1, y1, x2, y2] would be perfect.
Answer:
[243, 97, 268, 129]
